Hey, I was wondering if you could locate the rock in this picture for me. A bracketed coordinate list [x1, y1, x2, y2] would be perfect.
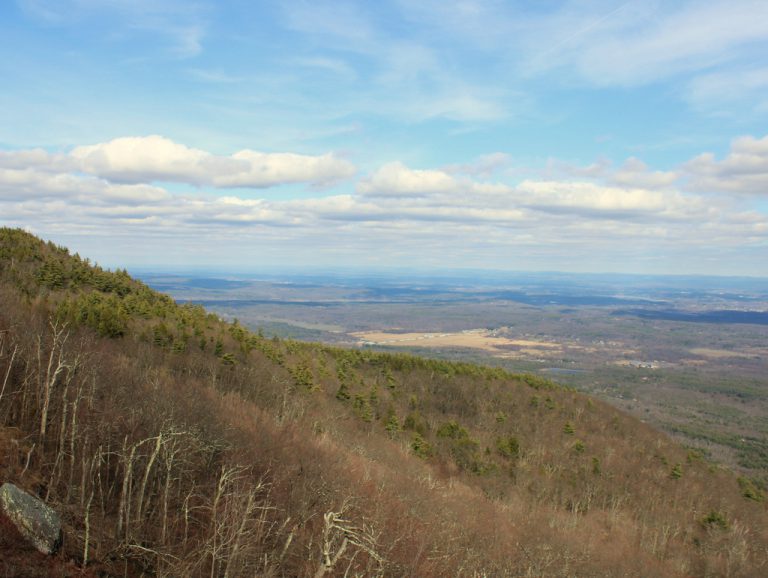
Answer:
[0, 483, 62, 554]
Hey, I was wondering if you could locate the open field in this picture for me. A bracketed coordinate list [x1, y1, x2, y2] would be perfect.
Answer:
[688, 347, 765, 359]
[352, 328, 563, 354]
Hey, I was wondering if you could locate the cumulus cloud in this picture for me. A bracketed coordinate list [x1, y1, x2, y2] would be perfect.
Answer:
[551, 157, 679, 191]
[3, 136, 357, 189]
[357, 161, 511, 198]
[609, 158, 678, 190]
[683, 135, 768, 194]
[0, 166, 171, 204]
[1, 133, 767, 274]
[517, 180, 700, 221]
[71, 137, 213, 184]
[355, 160, 705, 223]
[357, 162, 462, 197]
[0, 149, 58, 170]
[216, 150, 355, 188]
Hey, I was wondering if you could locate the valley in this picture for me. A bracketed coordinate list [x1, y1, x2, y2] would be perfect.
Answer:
[141, 271, 768, 483]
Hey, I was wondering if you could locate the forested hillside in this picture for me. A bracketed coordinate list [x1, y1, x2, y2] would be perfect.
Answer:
[0, 227, 766, 577]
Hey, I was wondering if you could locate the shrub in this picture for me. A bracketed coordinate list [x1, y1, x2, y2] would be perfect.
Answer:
[437, 420, 468, 440]
[701, 511, 729, 530]
[336, 381, 351, 401]
[738, 477, 765, 502]
[384, 408, 401, 436]
[411, 433, 432, 458]
[496, 436, 520, 460]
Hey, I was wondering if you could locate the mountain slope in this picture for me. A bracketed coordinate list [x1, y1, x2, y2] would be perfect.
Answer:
[0, 227, 766, 577]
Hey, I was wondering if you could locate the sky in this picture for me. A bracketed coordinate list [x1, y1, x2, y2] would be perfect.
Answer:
[1, 0, 767, 276]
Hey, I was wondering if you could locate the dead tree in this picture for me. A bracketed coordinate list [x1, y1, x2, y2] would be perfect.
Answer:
[0, 330, 18, 407]
[314, 502, 384, 578]
[38, 320, 72, 446]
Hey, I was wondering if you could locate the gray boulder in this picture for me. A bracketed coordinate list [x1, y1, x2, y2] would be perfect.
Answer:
[0, 482, 62, 554]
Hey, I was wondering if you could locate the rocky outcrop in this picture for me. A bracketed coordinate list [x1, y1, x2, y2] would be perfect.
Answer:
[0, 483, 62, 554]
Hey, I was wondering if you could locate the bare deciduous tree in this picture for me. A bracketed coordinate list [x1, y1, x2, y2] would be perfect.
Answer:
[314, 501, 384, 578]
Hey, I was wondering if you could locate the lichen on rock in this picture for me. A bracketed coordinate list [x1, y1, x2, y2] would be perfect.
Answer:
[0, 482, 62, 555]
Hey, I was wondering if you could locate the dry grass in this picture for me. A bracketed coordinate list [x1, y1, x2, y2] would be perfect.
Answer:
[352, 329, 563, 355]
[689, 347, 762, 359]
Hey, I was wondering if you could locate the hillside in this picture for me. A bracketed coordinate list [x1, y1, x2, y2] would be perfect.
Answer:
[0, 227, 766, 577]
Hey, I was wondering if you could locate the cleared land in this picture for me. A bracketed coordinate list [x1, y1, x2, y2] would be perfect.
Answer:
[688, 347, 764, 359]
[352, 329, 562, 354]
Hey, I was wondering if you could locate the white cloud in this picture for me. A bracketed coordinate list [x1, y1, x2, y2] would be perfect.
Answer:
[358, 162, 462, 197]
[548, 157, 680, 192]
[71, 136, 212, 184]
[45, 135, 356, 188]
[273, 1, 768, 126]
[278, 3, 512, 123]
[518, 179, 711, 223]
[609, 158, 678, 190]
[523, 1, 768, 87]
[1, 134, 766, 274]
[219, 150, 355, 188]
[387, 0, 768, 93]
[0, 148, 55, 169]
[683, 135, 768, 194]
[354, 159, 705, 224]
[357, 162, 513, 200]
[0, 166, 169, 203]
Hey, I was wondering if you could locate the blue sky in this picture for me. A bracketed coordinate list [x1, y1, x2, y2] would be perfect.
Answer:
[1, 0, 767, 275]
